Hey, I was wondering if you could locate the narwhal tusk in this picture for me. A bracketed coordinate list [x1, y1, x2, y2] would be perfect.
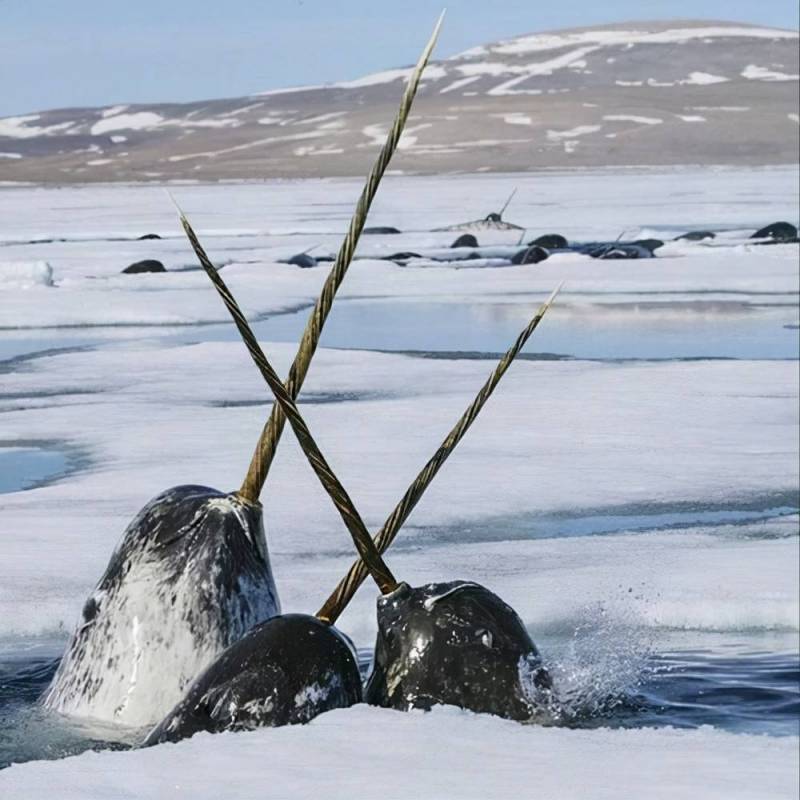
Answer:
[316, 282, 563, 623]
[169, 196, 398, 597]
[238, 10, 445, 504]
[498, 186, 517, 219]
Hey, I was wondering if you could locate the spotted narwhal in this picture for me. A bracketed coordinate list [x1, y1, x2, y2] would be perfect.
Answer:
[434, 188, 525, 232]
[42, 15, 442, 729]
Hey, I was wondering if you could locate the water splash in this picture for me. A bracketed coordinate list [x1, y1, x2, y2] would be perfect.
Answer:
[533, 599, 656, 723]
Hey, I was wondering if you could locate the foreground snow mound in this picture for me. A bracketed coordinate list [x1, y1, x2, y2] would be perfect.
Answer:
[0, 261, 53, 288]
[1, 706, 796, 799]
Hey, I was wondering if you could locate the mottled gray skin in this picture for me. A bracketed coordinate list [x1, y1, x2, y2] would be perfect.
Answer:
[42, 485, 279, 727]
[435, 213, 525, 232]
[366, 581, 552, 721]
[144, 614, 362, 745]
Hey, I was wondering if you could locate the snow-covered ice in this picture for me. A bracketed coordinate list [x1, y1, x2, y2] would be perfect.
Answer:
[1, 706, 797, 800]
[0, 167, 797, 795]
[0, 261, 52, 288]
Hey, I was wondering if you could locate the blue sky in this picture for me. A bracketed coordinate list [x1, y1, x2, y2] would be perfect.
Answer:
[1, 0, 797, 116]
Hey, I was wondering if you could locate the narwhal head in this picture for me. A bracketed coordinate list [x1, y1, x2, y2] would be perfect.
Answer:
[143, 613, 362, 744]
[366, 581, 552, 721]
[103, 485, 272, 599]
[43, 485, 279, 728]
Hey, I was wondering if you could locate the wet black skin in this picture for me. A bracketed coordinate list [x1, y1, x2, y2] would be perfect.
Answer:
[451, 233, 479, 249]
[530, 233, 568, 249]
[584, 243, 653, 260]
[366, 581, 552, 721]
[675, 230, 716, 241]
[284, 253, 318, 268]
[144, 614, 362, 744]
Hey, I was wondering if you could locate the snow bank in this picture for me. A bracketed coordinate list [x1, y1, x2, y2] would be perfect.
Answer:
[0, 337, 796, 639]
[1, 706, 796, 799]
[89, 112, 165, 136]
[0, 261, 53, 288]
[741, 64, 799, 82]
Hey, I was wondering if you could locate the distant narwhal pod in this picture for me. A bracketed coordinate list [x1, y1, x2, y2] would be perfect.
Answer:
[366, 581, 552, 721]
[42, 486, 279, 727]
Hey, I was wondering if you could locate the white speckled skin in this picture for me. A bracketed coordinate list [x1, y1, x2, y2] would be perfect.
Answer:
[42, 486, 279, 728]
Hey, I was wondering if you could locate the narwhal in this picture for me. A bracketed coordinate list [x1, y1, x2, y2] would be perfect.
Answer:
[434, 188, 525, 232]
[42, 16, 443, 729]
[165, 199, 560, 732]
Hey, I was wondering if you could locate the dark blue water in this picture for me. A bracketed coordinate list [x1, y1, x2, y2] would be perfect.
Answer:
[0, 650, 134, 770]
[3, 638, 795, 770]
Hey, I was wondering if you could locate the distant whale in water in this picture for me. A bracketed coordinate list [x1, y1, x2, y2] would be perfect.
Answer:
[750, 221, 798, 243]
[435, 211, 524, 232]
[42, 486, 279, 727]
[435, 188, 524, 232]
[365, 581, 552, 720]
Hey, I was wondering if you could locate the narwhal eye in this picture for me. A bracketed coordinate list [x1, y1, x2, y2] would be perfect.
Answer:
[476, 629, 493, 648]
[80, 594, 101, 628]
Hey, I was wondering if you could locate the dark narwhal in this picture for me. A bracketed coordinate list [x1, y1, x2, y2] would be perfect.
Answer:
[366, 581, 552, 719]
[750, 221, 798, 242]
[43, 15, 443, 729]
[143, 614, 363, 744]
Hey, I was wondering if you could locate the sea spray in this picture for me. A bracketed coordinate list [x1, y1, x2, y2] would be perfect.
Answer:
[532, 595, 656, 723]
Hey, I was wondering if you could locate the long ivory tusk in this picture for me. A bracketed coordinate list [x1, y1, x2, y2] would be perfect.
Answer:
[316, 283, 563, 623]
[168, 193, 398, 597]
[238, 11, 445, 504]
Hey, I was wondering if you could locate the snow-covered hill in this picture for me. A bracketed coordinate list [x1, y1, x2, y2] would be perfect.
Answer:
[1, 20, 798, 181]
